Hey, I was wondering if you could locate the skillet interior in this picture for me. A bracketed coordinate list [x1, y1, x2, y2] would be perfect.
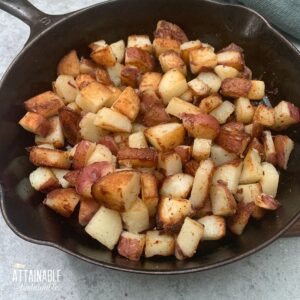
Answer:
[0, 0, 300, 274]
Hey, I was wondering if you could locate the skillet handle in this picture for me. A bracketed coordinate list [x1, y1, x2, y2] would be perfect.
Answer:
[0, 0, 64, 45]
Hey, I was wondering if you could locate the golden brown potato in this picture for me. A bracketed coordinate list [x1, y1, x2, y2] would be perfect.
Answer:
[192, 138, 212, 161]
[54, 75, 79, 104]
[274, 135, 294, 170]
[247, 80, 265, 100]
[166, 97, 200, 119]
[19, 112, 51, 137]
[125, 47, 155, 73]
[139, 72, 162, 93]
[92, 170, 140, 212]
[90, 44, 116, 67]
[197, 72, 222, 93]
[253, 104, 275, 127]
[220, 78, 252, 98]
[29, 147, 70, 169]
[111, 86, 140, 121]
[43, 188, 80, 217]
[159, 50, 187, 75]
[189, 47, 217, 74]
[199, 94, 223, 114]
[216, 50, 244, 71]
[158, 151, 182, 176]
[154, 20, 188, 43]
[234, 97, 254, 124]
[76, 74, 96, 90]
[78, 197, 100, 226]
[255, 194, 280, 210]
[214, 65, 239, 80]
[188, 77, 210, 97]
[198, 215, 226, 240]
[24, 91, 64, 118]
[72, 140, 96, 169]
[79, 57, 97, 74]
[180, 40, 202, 64]
[127, 35, 152, 52]
[29, 167, 60, 192]
[94, 68, 113, 86]
[57, 50, 80, 77]
[153, 37, 181, 57]
[120, 65, 141, 88]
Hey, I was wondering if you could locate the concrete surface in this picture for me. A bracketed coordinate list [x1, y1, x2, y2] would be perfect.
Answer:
[0, 1, 299, 300]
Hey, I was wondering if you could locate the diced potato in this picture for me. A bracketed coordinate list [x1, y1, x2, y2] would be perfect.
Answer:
[90, 44, 116, 67]
[239, 149, 263, 184]
[260, 162, 279, 197]
[99, 136, 119, 155]
[78, 197, 100, 226]
[128, 132, 148, 148]
[214, 65, 239, 80]
[24, 91, 64, 118]
[63, 169, 80, 186]
[160, 173, 193, 198]
[85, 206, 122, 250]
[94, 107, 132, 133]
[75, 73, 96, 90]
[221, 78, 252, 98]
[274, 135, 294, 170]
[158, 152, 182, 176]
[43, 188, 80, 217]
[144, 230, 175, 258]
[179, 88, 194, 102]
[153, 38, 181, 57]
[180, 40, 202, 64]
[144, 123, 185, 152]
[111, 86, 140, 121]
[67, 102, 81, 112]
[158, 69, 188, 105]
[210, 183, 237, 216]
[79, 58, 97, 74]
[212, 159, 243, 193]
[125, 47, 154, 73]
[189, 47, 217, 74]
[141, 102, 171, 127]
[174, 145, 192, 164]
[117, 231, 146, 261]
[139, 72, 162, 93]
[92, 170, 140, 212]
[209, 100, 235, 124]
[76, 82, 113, 113]
[188, 77, 210, 97]
[247, 80, 265, 100]
[29, 167, 60, 192]
[89, 39, 106, 51]
[183, 160, 199, 177]
[132, 123, 147, 133]
[166, 97, 200, 119]
[140, 173, 159, 216]
[159, 50, 186, 75]
[117, 147, 157, 168]
[157, 197, 191, 232]
[199, 94, 223, 114]
[79, 112, 107, 142]
[216, 51, 244, 71]
[110, 40, 125, 63]
[210, 144, 237, 166]
[94, 68, 112, 86]
[253, 104, 275, 127]
[19, 112, 51, 137]
[128, 35, 152, 52]
[234, 97, 254, 124]
[72, 140, 96, 169]
[29, 147, 70, 169]
[189, 159, 214, 209]
[197, 72, 222, 93]
[154, 20, 188, 43]
[120, 65, 141, 88]
[272, 100, 300, 130]
[227, 202, 255, 235]
[262, 130, 277, 165]
[198, 215, 226, 240]
[192, 138, 212, 161]
[122, 199, 149, 233]
[235, 183, 262, 203]
[175, 217, 204, 260]
[107, 62, 124, 87]
[255, 194, 280, 210]
[57, 50, 80, 77]
[181, 113, 220, 139]
[86, 144, 113, 165]
[54, 75, 78, 104]
[51, 168, 70, 188]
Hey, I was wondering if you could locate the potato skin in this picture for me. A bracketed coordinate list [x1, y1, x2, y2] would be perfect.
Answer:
[125, 47, 155, 73]
[154, 20, 188, 43]
[117, 232, 145, 261]
[79, 197, 100, 226]
[221, 78, 252, 98]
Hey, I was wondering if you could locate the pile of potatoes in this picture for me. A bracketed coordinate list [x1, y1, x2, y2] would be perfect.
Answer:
[19, 20, 299, 261]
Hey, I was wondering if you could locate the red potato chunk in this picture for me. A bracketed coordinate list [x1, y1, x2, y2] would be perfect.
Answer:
[221, 78, 252, 98]
[78, 197, 100, 226]
[125, 47, 155, 73]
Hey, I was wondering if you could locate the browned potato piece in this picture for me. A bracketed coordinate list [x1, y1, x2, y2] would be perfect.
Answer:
[120, 65, 141, 88]
[90, 44, 116, 67]
[157, 197, 191, 232]
[255, 194, 280, 210]
[192, 138, 212, 161]
[76, 74, 96, 90]
[188, 77, 210, 97]
[144, 123, 185, 152]
[247, 80, 265, 100]
[199, 94, 223, 114]
[210, 144, 237, 166]
[110, 40, 125, 63]
[54, 75, 79, 104]
[142, 103, 171, 127]
[159, 50, 187, 75]
[98, 136, 119, 155]
[234, 97, 254, 124]
[189, 47, 217, 74]
[127, 35, 152, 52]
[227, 202, 255, 235]
[158, 152, 182, 176]
[63, 170, 80, 186]
[79, 57, 97, 74]
[29, 147, 70, 169]
[153, 38, 181, 57]
[220, 78, 252, 98]
[154, 20, 188, 43]
[183, 160, 199, 177]
[29, 167, 60, 192]
[174, 145, 192, 164]
[253, 105, 275, 127]
[216, 51, 244, 71]
[274, 135, 294, 170]
[94, 68, 113, 86]
[58, 107, 81, 145]
[166, 97, 201, 119]
[214, 65, 239, 80]
[175, 217, 204, 260]
[117, 147, 158, 168]
[180, 40, 202, 64]
[141, 172, 159, 217]
[92, 170, 140, 212]
[24, 91, 64, 118]
[72, 140, 96, 169]
[117, 231, 146, 261]
[57, 50, 80, 77]
[43, 188, 80, 217]
[125, 47, 155, 73]
[198, 215, 226, 240]
[19, 112, 51, 137]
[181, 113, 220, 140]
[139, 72, 162, 93]
[111, 86, 140, 121]
[144, 230, 175, 258]
[78, 197, 100, 226]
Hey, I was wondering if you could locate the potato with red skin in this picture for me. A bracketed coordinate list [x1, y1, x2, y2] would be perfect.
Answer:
[244, 137, 264, 159]
[221, 78, 252, 98]
[72, 140, 96, 169]
[262, 131, 277, 165]
[255, 194, 281, 210]
[76, 162, 113, 198]
[154, 20, 188, 44]
[253, 105, 275, 127]
[184, 160, 199, 177]
[174, 145, 192, 164]
[121, 65, 141, 88]
[139, 72, 162, 93]
[142, 103, 171, 127]
[181, 112, 220, 140]
[98, 136, 119, 155]
[76, 74, 96, 89]
[274, 135, 294, 170]
[117, 232, 146, 261]
[78, 197, 100, 226]
[125, 47, 155, 73]
[199, 94, 223, 114]
[63, 170, 81, 186]
[19, 112, 51, 137]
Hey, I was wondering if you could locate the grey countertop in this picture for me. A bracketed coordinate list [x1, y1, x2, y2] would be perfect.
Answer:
[0, 1, 300, 299]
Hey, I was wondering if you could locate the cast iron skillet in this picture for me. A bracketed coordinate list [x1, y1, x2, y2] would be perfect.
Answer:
[0, 0, 299, 275]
